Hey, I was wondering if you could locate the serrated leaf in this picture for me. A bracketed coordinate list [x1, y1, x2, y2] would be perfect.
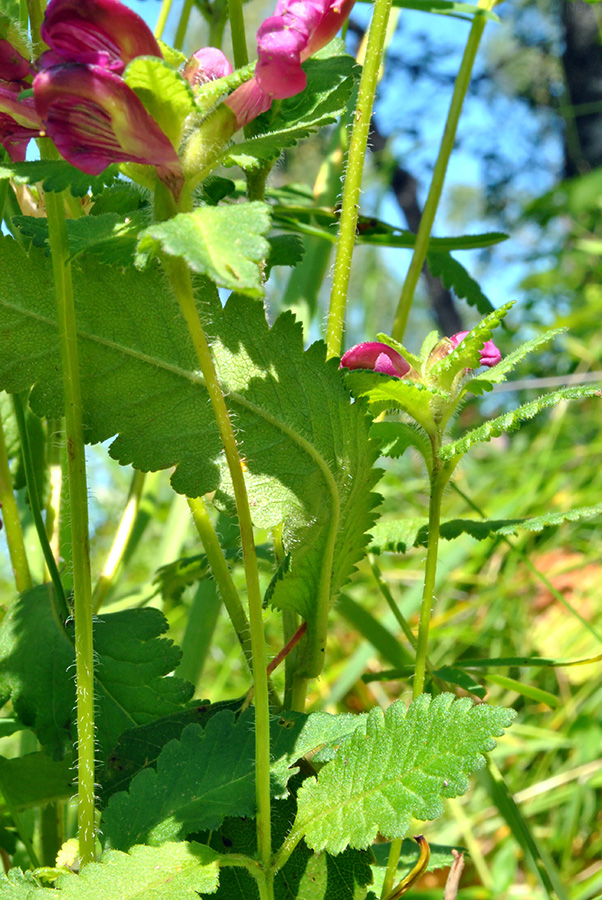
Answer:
[0, 238, 380, 677]
[428, 301, 514, 388]
[344, 371, 440, 433]
[0, 752, 74, 810]
[136, 203, 271, 295]
[0, 161, 117, 196]
[56, 842, 219, 899]
[0, 868, 55, 898]
[103, 708, 370, 849]
[426, 251, 495, 315]
[370, 421, 432, 467]
[369, 518, 428, 554]
[123, 56, 195, 148]
[0, 586, 192, 759]
[224, 49, 357, 170]
[99, 700, 245, 806]
[294, 694, 515, 854]
[14, 210, 150, 266]
[466, 328, 566, 394]
[440, 385, 602, 460]
[267, 234, 305, 270]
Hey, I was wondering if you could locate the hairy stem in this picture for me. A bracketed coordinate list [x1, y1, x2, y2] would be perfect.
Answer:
[326, 0, 393, 359]
[161, 253, 272, 871]
[0, 407, 32, 593]
[187, 496, 254, 669]
[391, 8, 490, 342]
[44, 186, 95, 866]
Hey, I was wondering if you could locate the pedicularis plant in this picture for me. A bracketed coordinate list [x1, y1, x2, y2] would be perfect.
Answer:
[0, 0, 599, 898]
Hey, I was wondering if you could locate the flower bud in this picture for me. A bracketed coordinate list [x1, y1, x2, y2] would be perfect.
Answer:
[340, 342, 412, 378]
[183, 48, 233, 87]
[450, 331, 502, 368]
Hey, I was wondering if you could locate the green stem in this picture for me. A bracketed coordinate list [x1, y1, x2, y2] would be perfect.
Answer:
[228, 0, 249, 68]
[174, 0, 194, 50]
[155, 0, 174, 39]
[161, 253, 272, 871]
[0, 405, 32, 593]
[44, 186, 95, 866]
[44, 418, 63, 571]
[92, 469, 146, 613]
[187, 496, 254, 669]
[11, 393, 67, 616]
[381, 464, 446, 899]
[25, 0, 45, 54]
[325, 0, 393, 359]
[391, 9, 489, 342]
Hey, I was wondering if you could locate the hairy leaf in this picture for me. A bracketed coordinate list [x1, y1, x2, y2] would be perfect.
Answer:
[103, 708, 370, 849]
[123, 57, 195, 147]
[294, 694, 515, 853]
[0, 587, 192, 760]
[370, 421, 432, 467]
[136, 203, 271, 296]
[344, 372, 440, 433]
[426, 251, 495, 315]
[224, 47, 357, 170]
[0, 238, 380, 677]
[440, 385, 602, 460]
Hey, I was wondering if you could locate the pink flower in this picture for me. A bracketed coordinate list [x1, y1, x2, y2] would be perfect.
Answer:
[255, 0, 356, 98]
[0, 112, 40, 161]
[40, 0, 162, 75]
[34, 64, 181, 182]
[182, 47, 233, 87]
[340, 342, 412, 378]
[450, 331, 502, 368]
[0, 40, 41, 159]
[0, 39, 33, 82]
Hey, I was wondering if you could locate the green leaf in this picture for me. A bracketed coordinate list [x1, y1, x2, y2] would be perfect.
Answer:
[370, 421, 432, 468]
[0, 586, 192, 759]
[0, 239, 380, 675]
[136, 203, 271, 296]
[103, 708, 370, 850]
[0, 868, 55, 898]
[440, 385, 602, 460]
[294, 694, 515, 853]
[0, 160, 117, 196]
[56, 843, 220, 899]
[369, 517, 428, 554]
[123, 56, 196, 148]
[0, 752, 73, 810]
[14, 210, 150, 266]
[379, 0, 500, 20]
[426, 250, 494, 315]
[428, 301, 514, 388]
[466, 328, 566, 394]
[99, 700, 245, 807]
[224, 46, 357, 170]
[267, 234, 305, 270]
[344, 371, 440, 433]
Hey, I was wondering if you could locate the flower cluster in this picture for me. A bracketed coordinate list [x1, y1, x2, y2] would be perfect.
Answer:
[341, 331, 501, 378]
[0, 0, 354, 185]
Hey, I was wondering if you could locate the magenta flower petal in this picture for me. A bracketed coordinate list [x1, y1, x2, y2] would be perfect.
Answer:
[450, 331, 502, 368]
[34, 64, 181, 179]
[340, 342, 412, 378]
[41, 0, 162, 74]
[225, 77, 272, 128]
[0, 39, 32, 81]
[183, 47, 233, 86]
[0, 112, 40, 161]
[0, 83, 41, 129]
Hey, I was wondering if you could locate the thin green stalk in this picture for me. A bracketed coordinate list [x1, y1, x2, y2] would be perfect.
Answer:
[155, 0, 174, 39]
[44, 186, 95, 866]
[44, 418, 63, 569]
[381, 467, 445, 899]
[187, 496, 254, 669]
[92, 469, 146, 613]
[25, 0, 45, 53]
[0, 406, 32, 593]
[11, 393, 67, 616]
[326, 0, 393, 359]
[228, 0, 249, 69]
[391, 8, 490, 343]
[161, 253, 272, 876]
[174, 0, 194, 50]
